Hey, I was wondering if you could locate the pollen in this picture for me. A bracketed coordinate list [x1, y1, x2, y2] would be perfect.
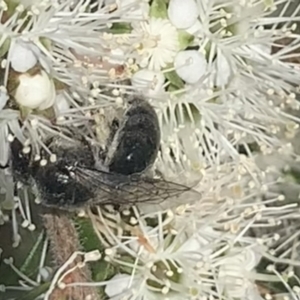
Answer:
[50, 154, 57, 163]
[40, 159, 48, 166]
[7, 134, 14, 142]
[22, 146, 31, 154]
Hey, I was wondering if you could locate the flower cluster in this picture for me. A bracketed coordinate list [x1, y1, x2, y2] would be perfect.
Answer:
[81, 183, 300, 300]
[0, 0, 300, 299]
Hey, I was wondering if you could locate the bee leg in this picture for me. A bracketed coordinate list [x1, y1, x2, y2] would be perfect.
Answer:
[96, 117, 120, 164]
[111, 118, 120, 134]
[107, 117, 120, 147]
[59, 128, 96, 161]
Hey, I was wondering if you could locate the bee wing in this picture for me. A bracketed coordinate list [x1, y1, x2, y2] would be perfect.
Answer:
[73, 166, 200, 207]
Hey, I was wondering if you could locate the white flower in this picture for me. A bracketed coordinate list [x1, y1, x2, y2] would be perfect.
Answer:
[100, 203, 282, 300]
[14, 70, 56, 110]
[178, 232, 212, 258]
[214, 49, 232, 87]
[55, 93, 70, 115]
[217, 248, 262, 299]
[2, 2, 300, 300]
[103, 215, 211, 300]
[168, 0, 199, 29]
[131, 69, 165, 96]
[132, 18, 180, 71]
[0, 0, 111, 77]
[157, 0, 300, 168]
[105, 274, 133, 298]
[10, 42, 38, 73]
[174, 50, 207, 84]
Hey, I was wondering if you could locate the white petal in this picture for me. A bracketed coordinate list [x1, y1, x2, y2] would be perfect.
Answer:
[186, 20, 202, 35]
[55, 94, 70, 115]
[174, 50, 207, 84]
[217, 248, 261, 298]
[132, 18, 179, 71]
[7, 119, 26, 144]
[168, 0, 199, 29]
[179, 233, 213, 257]
[0, 87, 9, 111]
[131, 69, 165, 96]
[215, 50, 232, 87]
[105, 274, 131, 297]
[15, 71, 56, 110]
[249, 44, 272, 60]
[10, 42, 38, 73]
[179, 236, 202, 252]
[108, 48, 126, 64]
[0, 124, 9, 166]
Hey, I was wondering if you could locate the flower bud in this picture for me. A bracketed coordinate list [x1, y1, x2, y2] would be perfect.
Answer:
[168, 0, 199, 29]
[131, 69, 165, 96]
[10, 42, 38, 73]
[174, 50, 207, 84]
[14, 70, 56, 110]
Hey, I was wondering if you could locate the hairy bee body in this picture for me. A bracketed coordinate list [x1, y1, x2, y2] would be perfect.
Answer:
[8, 96, 196, 210]
[106, 98, 160, 175]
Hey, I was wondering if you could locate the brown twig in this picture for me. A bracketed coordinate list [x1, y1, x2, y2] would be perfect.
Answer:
[42, 210, 100, 300]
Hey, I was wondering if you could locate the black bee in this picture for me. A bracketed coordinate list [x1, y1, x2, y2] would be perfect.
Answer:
[8, 96, 197, 210]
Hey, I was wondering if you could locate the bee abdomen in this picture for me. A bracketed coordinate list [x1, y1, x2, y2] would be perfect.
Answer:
[33, 165, 94, 208]
[108, 99, 160, 175]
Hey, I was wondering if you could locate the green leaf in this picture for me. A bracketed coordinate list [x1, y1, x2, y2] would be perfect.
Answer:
[20, 106, 33, 121]
[76, 217, 104, 252]
[20, 231, 45, 275]
[19, 282, 51, 300]
[0, 37, 11, 58]
[178, 30, 194, 50]
[0, 225, 48, 287]
[109, 22, 132, 34]
[94, 260, 116, 282]
[5, 0, 19, 17]
[75, 217, 117, 299]
[167, 84, 178, 92]
[283, 168, 300, 184]
[35, 106, 56, 122]
[39, 37, 52, 51]
[76, 217, 113, 282]
[164, 69, 185, 90]
[264, 0, 274, 8]
[150, 0, 168, 19]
